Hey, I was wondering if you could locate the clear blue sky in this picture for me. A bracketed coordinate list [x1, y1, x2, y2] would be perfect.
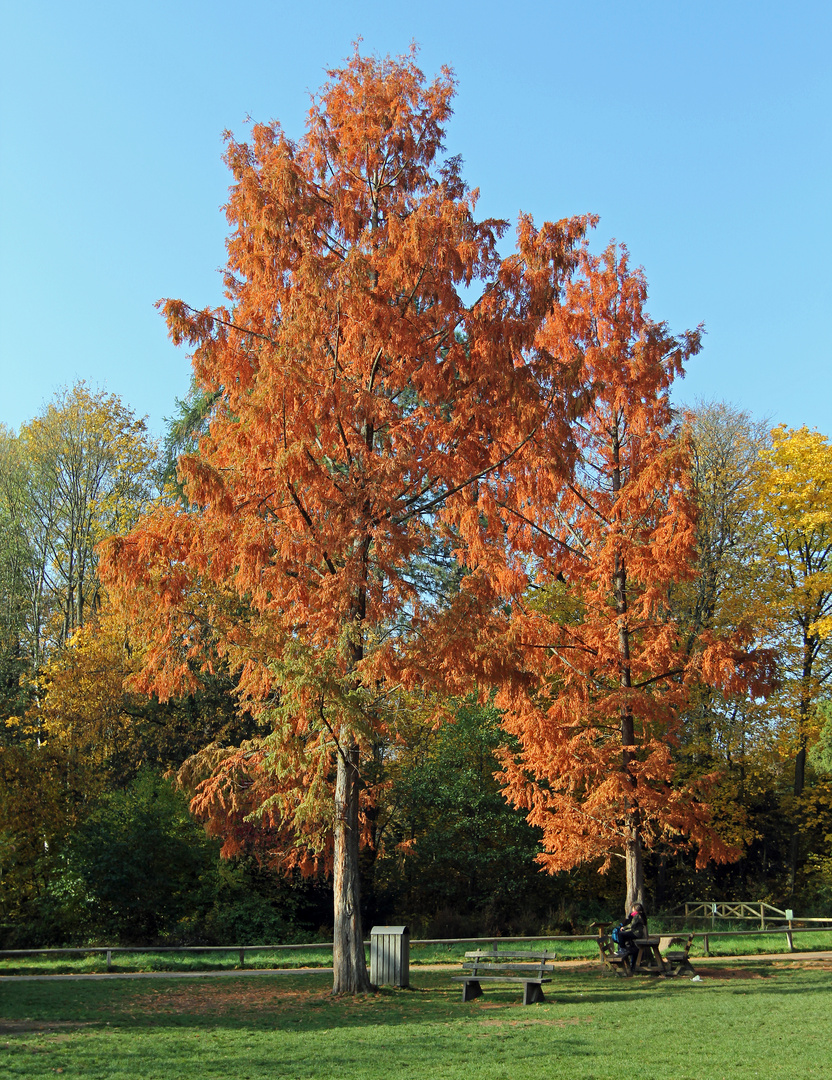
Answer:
[1, 0, 830, 439]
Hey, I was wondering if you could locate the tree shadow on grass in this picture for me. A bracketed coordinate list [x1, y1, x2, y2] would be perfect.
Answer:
[1, 965, 830, 1037]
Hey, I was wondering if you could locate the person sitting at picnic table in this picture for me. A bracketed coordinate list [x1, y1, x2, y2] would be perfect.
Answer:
[616, 903, 648, 971]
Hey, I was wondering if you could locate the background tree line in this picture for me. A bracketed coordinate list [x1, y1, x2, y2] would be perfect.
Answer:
[1, 384, 831, 950]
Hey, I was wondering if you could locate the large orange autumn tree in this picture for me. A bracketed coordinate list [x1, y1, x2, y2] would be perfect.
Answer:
[487, 244, 769, 912]
[100, 49, 593, 993]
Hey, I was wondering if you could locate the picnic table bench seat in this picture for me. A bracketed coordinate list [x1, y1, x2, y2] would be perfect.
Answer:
[658, 934, 696, 976]
[454, 950, 557, 1005]
[596, 936, 631, 972]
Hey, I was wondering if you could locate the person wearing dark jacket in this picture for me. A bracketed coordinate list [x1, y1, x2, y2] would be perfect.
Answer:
[616, 903, 648, 971]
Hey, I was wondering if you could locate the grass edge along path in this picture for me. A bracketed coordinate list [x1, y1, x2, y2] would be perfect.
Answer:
[2, 958, 832, 1079]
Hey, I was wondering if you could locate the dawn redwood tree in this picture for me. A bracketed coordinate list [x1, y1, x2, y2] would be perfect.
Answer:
[99, 49, 593, 993]
[488, 244, 769, 912]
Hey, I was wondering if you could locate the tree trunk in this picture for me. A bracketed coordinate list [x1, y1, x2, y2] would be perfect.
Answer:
[332, 736, 372, 994]
[625, 827, 644, 913]
[621, 696, 644, 911]
[612, 418, 644, 913]
[788, 743, 807, 898]
[621, 701, 644, 912]
[788, 636, 813, 896]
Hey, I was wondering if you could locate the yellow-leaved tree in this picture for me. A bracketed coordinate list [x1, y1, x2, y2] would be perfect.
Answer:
[15, 383, 157, 664]
[33, 614, 139, 798]
[750, 425, 832, 891]
[669, 404, 776, 869]
[0, 387, 158, 931]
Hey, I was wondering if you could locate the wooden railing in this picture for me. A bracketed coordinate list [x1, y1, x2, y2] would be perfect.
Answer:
[0, 936, 605, 972]
[682, 900, 789, 928]
[691, 923, 832, 955]
[2, 923, 832, 969]
[0, 942, 322, 972]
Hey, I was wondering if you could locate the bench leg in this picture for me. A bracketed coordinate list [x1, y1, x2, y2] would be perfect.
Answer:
[461, 979, 483, 1003]
[523, 982, 545, 1005]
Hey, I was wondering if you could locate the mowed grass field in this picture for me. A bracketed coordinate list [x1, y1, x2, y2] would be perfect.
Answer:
[2, 959, 831, 1080]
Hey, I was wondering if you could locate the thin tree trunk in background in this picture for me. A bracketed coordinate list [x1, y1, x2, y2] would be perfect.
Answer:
[788, 636, 813, 897]
[788, 739, 807, 898]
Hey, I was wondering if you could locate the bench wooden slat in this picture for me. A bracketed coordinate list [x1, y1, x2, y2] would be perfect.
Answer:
[460, 967, 551, 976]
[596, 936, 631, 975]
[453, 976, 552, 984]
[454, 976, 549, 1005]
[464, 950, 558, 960]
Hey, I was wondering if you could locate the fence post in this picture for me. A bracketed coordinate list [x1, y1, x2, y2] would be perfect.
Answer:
[760, 903, 765, 931]
[106, 949, 112, 972]
[703, 933, 710, 956]
[239, 947, 245, 967]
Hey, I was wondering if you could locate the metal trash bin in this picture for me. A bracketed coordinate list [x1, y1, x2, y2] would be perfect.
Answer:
[369, 925, 409, 987]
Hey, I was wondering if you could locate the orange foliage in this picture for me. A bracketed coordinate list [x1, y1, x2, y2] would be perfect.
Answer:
[99, 59, 595, 791]
[98, 48, 597, 990]
[476, 244, 770, 901]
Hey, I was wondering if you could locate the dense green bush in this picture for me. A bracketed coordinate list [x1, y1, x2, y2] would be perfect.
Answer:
[368, 701, 621, 934]
[1, 773, 335, 948]
[202, 859, 330, 944]
[64, 770, 218, 942]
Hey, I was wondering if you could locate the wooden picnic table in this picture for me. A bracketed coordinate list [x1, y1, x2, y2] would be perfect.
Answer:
[631, 937, 666, 975]
[596, 932, 669, 976]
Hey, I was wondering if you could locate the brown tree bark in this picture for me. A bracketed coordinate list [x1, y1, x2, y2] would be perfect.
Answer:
[612, 418, 645, 913]
[625, 827, 644, 913]
[788, 637, 813, 896]
[332, 738, 372, 994]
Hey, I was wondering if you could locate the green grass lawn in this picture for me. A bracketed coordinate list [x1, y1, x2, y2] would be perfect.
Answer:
[2, 959, 831, 1079]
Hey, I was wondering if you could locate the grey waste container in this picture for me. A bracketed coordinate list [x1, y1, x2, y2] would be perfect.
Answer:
[369, 925, 409, 987]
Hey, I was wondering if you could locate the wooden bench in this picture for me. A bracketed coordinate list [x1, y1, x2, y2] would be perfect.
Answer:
[454, 949, 557, 1004]
[658, 934, 696, 976]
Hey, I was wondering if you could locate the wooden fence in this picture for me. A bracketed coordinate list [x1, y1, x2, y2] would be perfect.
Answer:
[2, 923, 832, 970]
[681, 900, 790, 928]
